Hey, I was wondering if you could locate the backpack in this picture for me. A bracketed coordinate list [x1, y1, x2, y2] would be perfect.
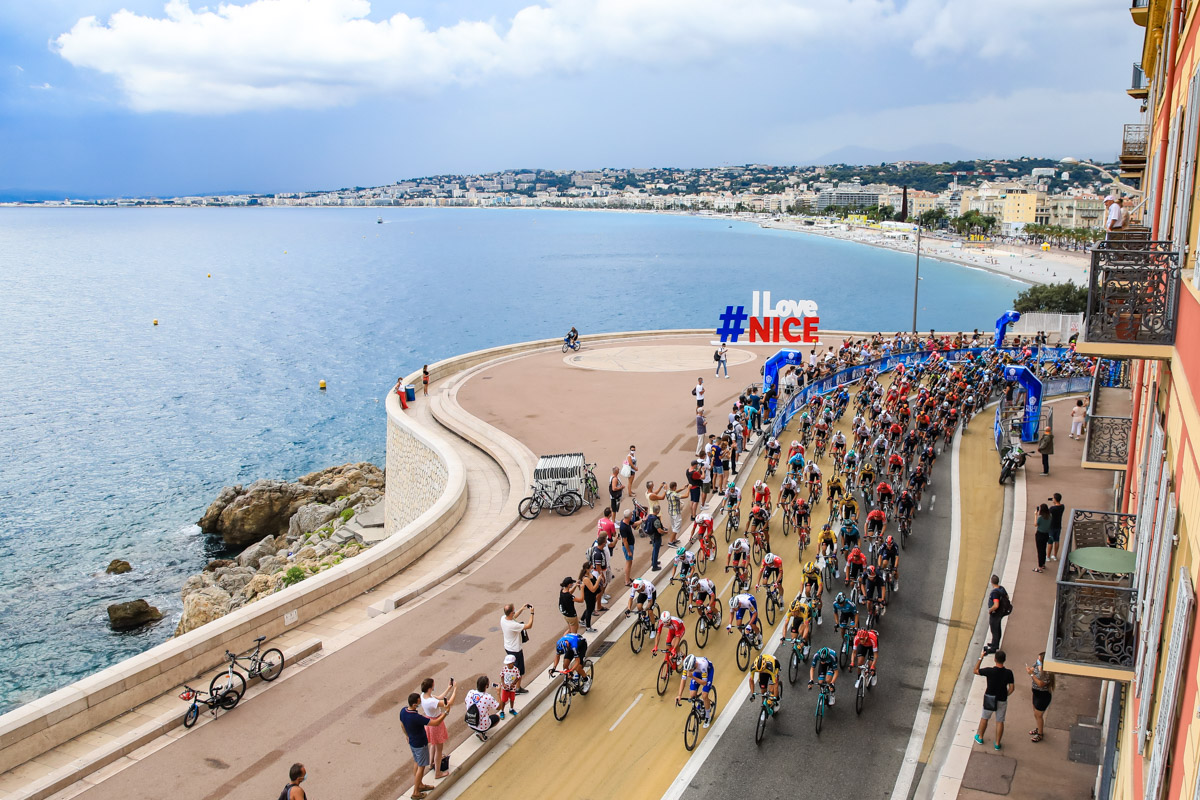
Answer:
[714, 350, 721, 362]
[464, 699, 480, 728]
[278, 785, 297, 800]
[996, 588, 1013, 617]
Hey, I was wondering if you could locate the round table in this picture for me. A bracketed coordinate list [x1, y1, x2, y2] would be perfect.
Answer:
[1069, 546, 1136, 576]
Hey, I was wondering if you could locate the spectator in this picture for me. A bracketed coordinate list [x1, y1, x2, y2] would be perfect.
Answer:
[686, 461, 703, 520]
[588, 532, 612, 603]
[645, 481, 671, 544]
[695, 409, 707, 456]
[692, 377, 705, 409]
[644, 504, 668, 571]
[1033, 503, 1051, 572]
[281, 763, 307, 800]
[597, 507, 616, 541]
[578, 564, 602, 633]
[973, 649, 1015, 751]
[499, 603, 534, 692]
[499, 655, 521, 719]
[394, 376, 409, 410]
[623, 445, 639, 480]
[608, 467, 625, 514]
[666, 481, 684, 546]
[700, 448, 714, 508]
[618, 509, 636, 585]
[1037, 425, 1054, 476]
[465, 676, 502, 734]
[715, 343, 729, 378]
[1048, 493, 1065, 562]
[1027, 651, 1055, 743]
[400, 693, 443, 799]
[419, 677, 456, 779]
[559, 576, 580, 634]
[985, 575, 1010, 653]
[1069, 399, 1087, 439]
[422, 365, 430, 397]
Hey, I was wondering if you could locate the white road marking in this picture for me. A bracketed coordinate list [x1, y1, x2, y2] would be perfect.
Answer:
[888, 423, 962, 800]
[930, 494, 936, 508]
[610, 693, 644, 732]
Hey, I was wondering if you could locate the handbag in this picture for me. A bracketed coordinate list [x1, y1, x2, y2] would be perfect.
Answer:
[520, 628, 529, 644]
[440, 755, 450, 773]
[983, 694, 998, 712]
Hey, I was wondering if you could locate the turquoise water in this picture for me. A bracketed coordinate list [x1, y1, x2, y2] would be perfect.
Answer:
[0, 207, 1022, 711]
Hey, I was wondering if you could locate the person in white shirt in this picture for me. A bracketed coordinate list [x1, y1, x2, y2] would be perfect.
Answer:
[1104, 195, 1123, 232]
[499, 603, 534, 692]
[464, 676, 501, 732]
[693, 377, 706, 409]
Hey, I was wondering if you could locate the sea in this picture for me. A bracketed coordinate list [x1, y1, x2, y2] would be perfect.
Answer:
[0, 207, 1023, 713]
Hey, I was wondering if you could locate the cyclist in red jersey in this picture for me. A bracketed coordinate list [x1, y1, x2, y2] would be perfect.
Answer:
[853, 628, 880, 686]
[652, 611, 687, 657]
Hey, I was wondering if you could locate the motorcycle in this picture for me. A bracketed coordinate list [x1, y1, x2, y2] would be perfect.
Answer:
[998, 444, 1027, 484]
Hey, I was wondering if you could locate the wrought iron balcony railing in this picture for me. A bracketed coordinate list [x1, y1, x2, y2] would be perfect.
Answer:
[1050, 509, 1137, 676]
[1121, 124, 1148, 159]
[1131, 63, 1149, 92]
[1084, 360, 1132, 466]
[1085, 245, 1180, 346]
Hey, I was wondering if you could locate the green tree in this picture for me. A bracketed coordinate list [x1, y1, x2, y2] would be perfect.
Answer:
[1012, 281, 1089, 313]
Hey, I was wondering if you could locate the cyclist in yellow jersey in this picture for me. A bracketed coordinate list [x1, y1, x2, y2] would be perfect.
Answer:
[840, 494, 859, 525]
[801, 559, 823, 603]
[748, 652, 781, 705]
[784, 597, 814, 659]
[818, 524, 838, 560]
[826, 473, 844, 505]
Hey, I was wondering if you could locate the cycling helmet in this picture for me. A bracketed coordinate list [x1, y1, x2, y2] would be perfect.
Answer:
[660, 611, 672, 623]
[754, 480, 763, 490]
[752, 505, 763, 515]
[791, 440, 799, 447]
[764, 552, 777, 563]
[804, 560, 818, 573]
[835, 592, 846, 604]
[676, 547, 688, 559]
[900, 489, 911, 498]
[866, 565, 878, 577]
[728, 480, 737, 490]
[682, 654, 697, 673]
[632, 579, 645, 591]
[885, 535, 895, 547]
[729, 597, 738, 611]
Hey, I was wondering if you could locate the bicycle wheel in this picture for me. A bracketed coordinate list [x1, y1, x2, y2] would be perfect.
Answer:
[553, 682, 571, 721]
[755, 706, 768, 745]
[580, 660, 594, 694]
[518, 496, 541, 520]
[220, 688, 242, 710]
[724, 515, 734, 543]
[630, 622, 645, 654]
[554, 492, 581, 516]
[782, 512, 791, 538]
[210, 669, 246, 700]
[856, 679, 866, 715]
[677, 639, 689, 661]
[183, 704, 200, 728]
[751, 540, 763, 565]
[765, 595, 777, 626]
[815, 694, 825, 735]
[697, 551, 708, 575]
[788, 648, 800, 685]
[839, 639, 850, 670]
[736, 638, 751, 671]
[694, 616, 709, 649]
[257, 648, 284, 682]
[562, 342, 569, 353]
[676, 587, 688, 617]
[657, 661, 671, 696]
[684, 710, 700, 751]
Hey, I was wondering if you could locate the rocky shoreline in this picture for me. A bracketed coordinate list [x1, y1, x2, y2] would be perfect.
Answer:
[173, 462, 386, 635]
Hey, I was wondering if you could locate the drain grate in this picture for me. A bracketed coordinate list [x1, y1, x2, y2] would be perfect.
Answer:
[590, 641, 615, 660]
[438, 633, 485, 653]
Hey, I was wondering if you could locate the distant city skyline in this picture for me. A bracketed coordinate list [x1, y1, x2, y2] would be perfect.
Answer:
[1, 1, 1142, 198]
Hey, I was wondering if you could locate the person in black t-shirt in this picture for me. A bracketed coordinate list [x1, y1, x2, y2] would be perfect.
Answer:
[973, 650, 1016, 750]
[985, 575, 1009, 653]
[400, 692, 446, 799]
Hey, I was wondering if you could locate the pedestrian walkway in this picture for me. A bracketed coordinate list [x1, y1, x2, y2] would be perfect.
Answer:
[932, 397, 1109, 799]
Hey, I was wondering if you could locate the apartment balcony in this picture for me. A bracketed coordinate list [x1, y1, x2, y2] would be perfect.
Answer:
[1046, 509, 1137, 681]
[1130, 0, 1149, 26]
[1119, 124, 1148, 182]
[1082, 360, 1132, 470]
[1129, 63, 1150, 99]
[1076, 242, 1180, 359]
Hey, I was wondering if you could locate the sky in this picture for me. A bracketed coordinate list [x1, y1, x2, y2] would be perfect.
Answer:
[0, 0, 1145, 198]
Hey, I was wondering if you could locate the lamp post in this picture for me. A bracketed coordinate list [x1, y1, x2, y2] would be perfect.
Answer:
[911, 222, 921, 334]
[1059, 157, 1146, 221]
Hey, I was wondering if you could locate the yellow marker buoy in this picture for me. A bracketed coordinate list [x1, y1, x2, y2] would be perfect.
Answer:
[153, 319, 158, 326]
[207, 273, 211, 278]
[319, 380, 326, 390]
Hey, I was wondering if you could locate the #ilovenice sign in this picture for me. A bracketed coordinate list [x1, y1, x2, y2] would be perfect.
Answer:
[716, 291, 820, 343]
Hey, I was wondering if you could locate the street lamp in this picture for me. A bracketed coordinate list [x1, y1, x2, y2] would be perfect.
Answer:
[1059, 157, 1143, 196]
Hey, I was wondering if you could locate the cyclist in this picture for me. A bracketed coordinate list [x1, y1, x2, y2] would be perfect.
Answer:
[748, 652, 782, 707]
[908, 465, 929, 508]
[765, 438, 782, 474]
[785, 594, 815, 659]
[690, 510, 715, 556]
[897, 488, 916, 522]
[787, 448, 806, 479]
[843, 447, 859, 475]
[747, 504, 771, 549]
[844, 544, 867, 587]
[833, 591, 858, 632]
[886, 451, 905, 482]
[920, 442, 937, 471]
[669, 546, 697, 585]
[625, 578, 658, 632]
[915, 410, 932, 435]
[724, 481, 742, 517]
[878, 535, 901, 585]
[550, 633, 589, 689]
[817, 522, 838, 562]
[565, 326, 579, 347]
[875, 480, 895, 513]
[676, 654, 716, 728]
[830, 430, 847, 460]
[794, 495, 811, 530]
[779, 474, 799, 508]
[787, 439, 804, 461]
[826, 472, 844, 506]
[859, 461, 877, 504]
[871, 433, 888, 463]
[841, 517, 862, 554]
[757, 551, 784, 595]
[726, 536, 751, 582]
[902, 427, 920, 458]
[800, 559, 823, 610]
[839, 492, 859, 526]
[808, 646, 840, 705]
[727, 592, 761, 642]
[852, 628, 880, 687]
[652, 611, 687, 659]
[690, 575, 720, 619]
[803, 462, 823, 498]
[887, 420, 904, 450]
[859, 564, 889, 618]
[752, 480, 772, 512]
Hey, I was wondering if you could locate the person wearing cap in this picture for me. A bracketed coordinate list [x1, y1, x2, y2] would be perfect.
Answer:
[1104, 195, 1123, 233]
[559, 576, 580, 634]
[499, 653, 521, 719]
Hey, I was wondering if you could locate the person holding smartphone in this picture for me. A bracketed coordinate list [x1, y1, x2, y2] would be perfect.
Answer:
[500, 602, 534, 692]
[419, 676, 456, 779]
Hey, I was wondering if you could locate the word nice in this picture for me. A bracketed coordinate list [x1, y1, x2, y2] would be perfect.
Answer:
[715, 292, 821, 343]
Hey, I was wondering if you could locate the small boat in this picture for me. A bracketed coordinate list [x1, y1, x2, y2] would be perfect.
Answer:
[377, 216, 383, 224]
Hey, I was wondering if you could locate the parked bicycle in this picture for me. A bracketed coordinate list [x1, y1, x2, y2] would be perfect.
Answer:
[518, 480, 582, 519]
[180, 683, 240, 728]
[210, 636, 285, 699]
[580, 462, 599, 509]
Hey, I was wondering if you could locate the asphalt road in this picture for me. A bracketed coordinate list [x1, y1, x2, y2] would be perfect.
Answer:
[680, 446, 954, 800]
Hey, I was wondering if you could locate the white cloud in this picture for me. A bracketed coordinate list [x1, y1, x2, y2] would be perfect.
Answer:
[55, 0, 1127, 114]
[30, 82, 54, 90]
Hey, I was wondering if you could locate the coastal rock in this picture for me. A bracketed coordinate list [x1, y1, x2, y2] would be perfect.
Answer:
[204, 559, 236, 572]
[238, 573, 278, 603]
[107, 599, 163, 631]
[105, 559, 132, 575]
[294, 546, 317, 562]
[180, 573, 213, 600]
[198, 462, 383, 549]
[176, 586, 232, 636]
[216, 568, 256, 597]
[256, 555, 285, 575]
[237, 537, 278, 569]
[287, 503, 338, 539]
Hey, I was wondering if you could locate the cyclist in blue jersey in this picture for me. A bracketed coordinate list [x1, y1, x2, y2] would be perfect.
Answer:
[726, 592, 761, 641]
[833, 592, 858, 630]
[675, 654, 716, 727]
[549, 633, 589, 690]
[808, 646, 840, 704]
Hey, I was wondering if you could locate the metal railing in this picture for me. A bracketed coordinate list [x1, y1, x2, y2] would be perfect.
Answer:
[1084, 361, 1133, 465]
[1051, 509, 1137, 670]
[1121, 124, 1148, 159]
[1131, 63, 1149, 92]
[1131, 0, 1149, 7]
[1085, 246, 1181, 346]
[1098, 358, 1132, 388]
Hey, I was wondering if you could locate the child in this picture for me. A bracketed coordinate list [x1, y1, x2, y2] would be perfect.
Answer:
[499, 654, 521, 719]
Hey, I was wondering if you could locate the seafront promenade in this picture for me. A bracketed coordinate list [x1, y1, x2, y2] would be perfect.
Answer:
[0, 330, 1098, 800]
